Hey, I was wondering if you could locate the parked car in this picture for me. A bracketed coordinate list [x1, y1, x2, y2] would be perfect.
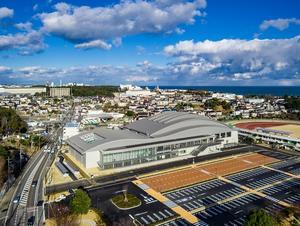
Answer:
[54, 194, 66, 202]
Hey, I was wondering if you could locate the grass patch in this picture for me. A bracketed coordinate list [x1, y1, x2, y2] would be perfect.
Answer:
[111, 194, 141, 209]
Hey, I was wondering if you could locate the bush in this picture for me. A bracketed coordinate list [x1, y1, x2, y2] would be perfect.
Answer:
[111, 194, 141, 209]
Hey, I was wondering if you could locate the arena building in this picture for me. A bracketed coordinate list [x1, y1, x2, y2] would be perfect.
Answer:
[67, 112, 238, 169]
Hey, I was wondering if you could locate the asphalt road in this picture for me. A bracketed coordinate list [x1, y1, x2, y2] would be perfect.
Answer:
[5, 111, 70, 226]
[5, 147, 47, 226]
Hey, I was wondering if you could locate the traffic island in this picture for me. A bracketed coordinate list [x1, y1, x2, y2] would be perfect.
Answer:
[111, 194, 141, 210]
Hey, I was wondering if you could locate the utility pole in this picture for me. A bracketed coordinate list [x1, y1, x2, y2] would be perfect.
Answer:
[19, 142, 22, 172]
[7, 156, 10, 188]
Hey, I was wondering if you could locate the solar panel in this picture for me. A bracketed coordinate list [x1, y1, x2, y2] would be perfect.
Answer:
[80, 133, 103, 143]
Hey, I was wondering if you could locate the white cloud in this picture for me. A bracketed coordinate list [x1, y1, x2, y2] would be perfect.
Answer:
[1, 63, 168, 84]
[0, 7, 13, 20]
[260, 18, 300, 31]
[15, 22, 33, 31]
[164, 36, 300, 81]
[126, 75, 158, 82]
[39, 0, 206, 48]
[75, 39, 112, 50]
[136, 45, 146, 55]
[0, 66, 12, 74]
[112, 37, 122, 47]
[0, 30, 47, 55]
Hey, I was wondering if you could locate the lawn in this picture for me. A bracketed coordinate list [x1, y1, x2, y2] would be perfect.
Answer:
[111, 194, 141, 209]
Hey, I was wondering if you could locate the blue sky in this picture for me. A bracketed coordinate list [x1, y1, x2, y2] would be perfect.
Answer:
[0, 0, 299, 85]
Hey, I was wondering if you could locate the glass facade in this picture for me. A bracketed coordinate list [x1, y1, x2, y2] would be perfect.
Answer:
[98, 132, 232, 169]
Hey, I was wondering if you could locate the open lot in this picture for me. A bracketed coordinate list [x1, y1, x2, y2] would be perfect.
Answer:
[140, 152, 278, 192]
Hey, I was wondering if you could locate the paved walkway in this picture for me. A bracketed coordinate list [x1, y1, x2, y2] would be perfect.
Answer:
[132, 180, 199, 224]
[262, 165, 300, 179]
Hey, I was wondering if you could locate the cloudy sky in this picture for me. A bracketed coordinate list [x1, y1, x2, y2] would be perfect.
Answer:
[0, 0, 299, 86]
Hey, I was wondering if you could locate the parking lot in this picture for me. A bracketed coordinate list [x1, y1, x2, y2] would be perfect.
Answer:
[193, 193, 284, 226]
[225, 166, 291, 189]
[160, 152, 300, 225]
[269, 157, 300, 175]
[133, 208, 176, 225]
[140, 152, 278, 192]
[164, 179, 244, 211]
[86, 148, 299, 226]
[256, 149, 292, 160]
[259, 178, 300, 205]
[87, 181, 177, 226]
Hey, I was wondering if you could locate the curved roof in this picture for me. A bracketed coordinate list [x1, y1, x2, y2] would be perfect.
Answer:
[67, 112, 233, 154]
[124, 111, 228, 137]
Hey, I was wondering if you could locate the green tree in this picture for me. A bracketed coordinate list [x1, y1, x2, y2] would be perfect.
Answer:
[244, 209, 278, 226]
[126, 110, 135, 117]
[70, 189, 91, 216]
[0, 107, 28, 135]
[0, 145, 9, 158]
[71, 86, 118, 97]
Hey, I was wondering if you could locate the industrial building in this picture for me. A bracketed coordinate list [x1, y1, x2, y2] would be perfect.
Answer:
[0, 86, 46, 95]
[67, 112, 238, 169]
[49, 87, 71, 97]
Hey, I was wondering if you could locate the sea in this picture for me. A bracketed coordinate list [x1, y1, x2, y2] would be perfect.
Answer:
[145, 86, 300, 97]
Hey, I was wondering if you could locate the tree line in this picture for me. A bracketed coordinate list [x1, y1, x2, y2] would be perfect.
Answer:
[0, 107, 28, 136]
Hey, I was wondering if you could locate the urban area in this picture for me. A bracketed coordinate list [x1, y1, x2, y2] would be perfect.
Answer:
[0, 84, 299, 226]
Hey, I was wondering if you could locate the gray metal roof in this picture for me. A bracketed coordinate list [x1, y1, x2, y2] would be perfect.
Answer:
[67, 112, 233, 154]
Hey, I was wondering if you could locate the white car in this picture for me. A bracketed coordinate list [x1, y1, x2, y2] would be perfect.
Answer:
[43, 148, 50, 153]
[54, 194, 66, 202]
[13, 196, 20, 204]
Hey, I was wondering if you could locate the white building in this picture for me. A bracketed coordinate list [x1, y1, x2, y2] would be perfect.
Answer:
[63, 122, 80, 141]
[67, 112, 238, 169]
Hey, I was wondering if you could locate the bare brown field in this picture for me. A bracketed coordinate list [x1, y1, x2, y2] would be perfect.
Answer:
[140, 153, 278, 192]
